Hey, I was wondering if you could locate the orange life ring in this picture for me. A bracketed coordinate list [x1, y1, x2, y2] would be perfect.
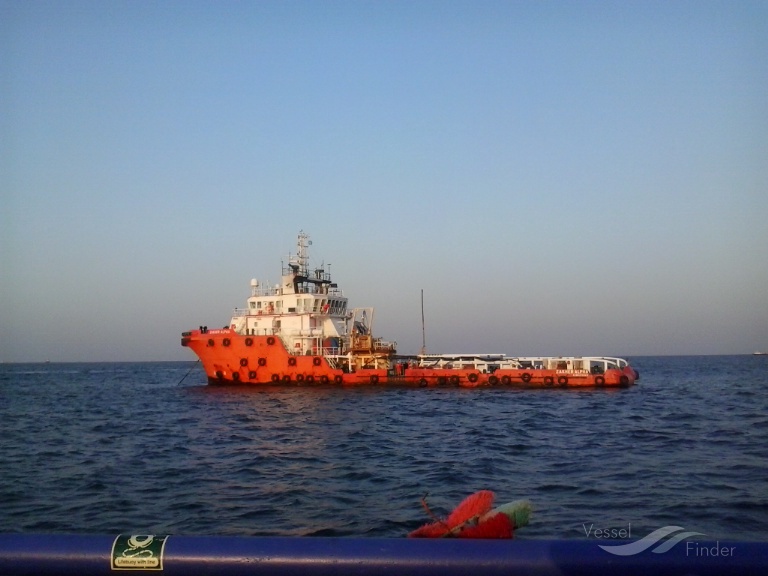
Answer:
[468, 373, 479, 383]
[288, 357, 297, 366]
[239, 358, 248, 367]
[312, 357, 322, 366]
[501, 376, 511, 385]
[258, 358, 267, 367]
[248, 371, 257, 379]
[223, 338, 231, 347]
[267, 336, 276, 345]
[489, 375, 499, 386]
[557, 376, 568, 386]
[231, 371, 240, 381]
[370, 375, 379, 384]
[245, 338, 253, 346]
[449, 375, 460, 385]
[271, 374, 280, 383]
[544, 376, 554, 386]
[334, 375, 343, 384]
[521, 373, 532, 383]
[595, 376, 605, 386]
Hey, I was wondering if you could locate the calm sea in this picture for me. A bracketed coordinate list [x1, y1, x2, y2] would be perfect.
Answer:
[1, 356, 766, 540]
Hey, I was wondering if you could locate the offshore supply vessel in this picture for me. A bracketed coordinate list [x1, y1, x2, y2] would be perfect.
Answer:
[181, 232, 638, 388]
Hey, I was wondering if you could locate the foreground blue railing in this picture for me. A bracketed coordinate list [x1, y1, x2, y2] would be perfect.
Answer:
[0, 534, 765, 576]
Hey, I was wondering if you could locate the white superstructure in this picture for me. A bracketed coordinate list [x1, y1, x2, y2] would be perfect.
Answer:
[228, 231, 395, 361]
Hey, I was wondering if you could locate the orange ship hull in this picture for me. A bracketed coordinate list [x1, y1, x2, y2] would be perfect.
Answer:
[182, 329, 636, 388]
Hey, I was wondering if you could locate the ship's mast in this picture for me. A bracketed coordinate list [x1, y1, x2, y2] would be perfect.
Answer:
[297, 230, 310, 275]
[421, 288, 427, 355]
[284, 231, 332, 293]
[290, 230, 311, 276]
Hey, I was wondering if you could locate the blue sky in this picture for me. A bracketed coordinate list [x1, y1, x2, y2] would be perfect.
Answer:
[2, 0, 767, 361]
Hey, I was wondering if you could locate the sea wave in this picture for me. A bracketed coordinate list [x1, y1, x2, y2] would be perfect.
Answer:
[1, 357, 766, 539]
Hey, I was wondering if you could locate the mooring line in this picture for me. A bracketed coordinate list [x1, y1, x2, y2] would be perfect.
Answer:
[177, 359, 200, 386]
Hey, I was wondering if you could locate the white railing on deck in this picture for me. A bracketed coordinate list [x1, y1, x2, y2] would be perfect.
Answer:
[251, 285, 345, 297]
[232, 306, 348, 316]
[286, 329, 324, 337]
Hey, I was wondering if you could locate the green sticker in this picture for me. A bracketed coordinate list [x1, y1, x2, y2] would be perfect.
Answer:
[111, 534, 169, 571]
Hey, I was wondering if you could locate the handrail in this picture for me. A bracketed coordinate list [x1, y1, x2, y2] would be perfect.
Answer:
[373, 339, 396, 350]
[0, 535, 764, 576]
[251, 284, 345, 297]
[233, 306, 346, 316]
